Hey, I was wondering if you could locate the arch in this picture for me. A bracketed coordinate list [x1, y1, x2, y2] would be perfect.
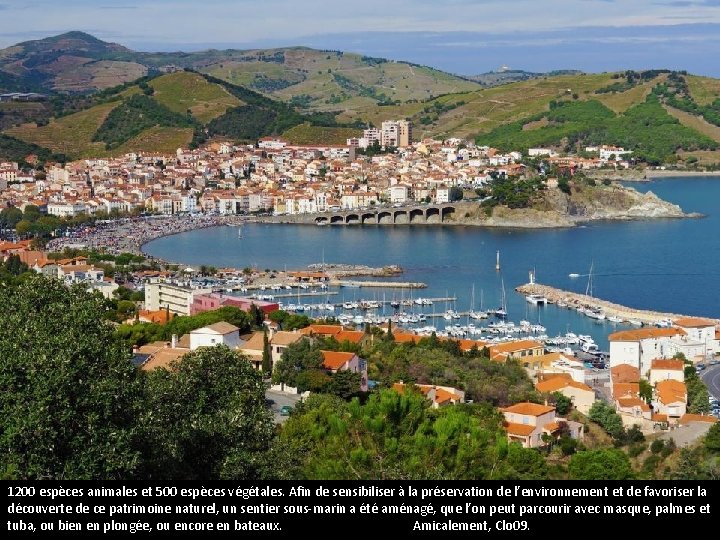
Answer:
[315, 217, 329, 225]
[425, 206, 441, 223]
[394, 210, 409, 224]
[346, 213, 360, 225]
[441, 206, 455, 222]
[330, 215, 344, 224]
[409, 208, 424, 223]
[377, 211, 393, 224]
[361, 213, 376, 224]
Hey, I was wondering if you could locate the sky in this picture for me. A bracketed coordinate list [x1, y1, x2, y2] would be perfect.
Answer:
[1, 0, 719, 76]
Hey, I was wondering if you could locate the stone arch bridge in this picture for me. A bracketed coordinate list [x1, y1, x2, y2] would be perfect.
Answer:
[311, 204, 457, 226]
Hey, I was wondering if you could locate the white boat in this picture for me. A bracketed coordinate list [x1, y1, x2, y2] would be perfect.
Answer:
[568, 273, 580, 278]
[586, 310, 606, 321]
[525, 294, 547, 305]
[607, 315, 623, 323]
[627, 319, 643, 326]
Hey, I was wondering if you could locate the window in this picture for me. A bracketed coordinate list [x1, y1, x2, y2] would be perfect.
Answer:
[522, 416, 529, 425]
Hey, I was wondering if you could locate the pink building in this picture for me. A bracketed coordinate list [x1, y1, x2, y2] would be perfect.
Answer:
[191, 293, 279, 316]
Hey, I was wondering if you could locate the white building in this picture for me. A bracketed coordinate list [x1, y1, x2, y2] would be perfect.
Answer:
[528, 148, 557, 157]
[189, 322, 242, 350]
[145, 282, 211, 316]
[608, 328, 686, 377]
[47, 202, 87, 217]
[673, 317, 718, 357]
[649, 358, 685, 385]
[599, 146, 632, 161]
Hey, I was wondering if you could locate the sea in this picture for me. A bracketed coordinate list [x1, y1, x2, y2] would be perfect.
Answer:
[144, 177, 720, 350]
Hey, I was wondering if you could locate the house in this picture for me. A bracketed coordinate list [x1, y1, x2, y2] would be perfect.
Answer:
[528, 352, 586, 383]
[501, 402, 584, 449]
[191, 293, 279, 316]
[610, 363, 640, 384]
[270, 331, 304, 365]
[238, 331, 267, 371]
[189, 322, 242, 350]
[609, 327, 685, 376]
[145, 282, 211, 315]
[652, 379, 687, 424]
[392, 381, 465, 408]
[128, 309, 171, 325]
[649, 358, 685, 384]
[672, 317, 718, 358]
[614, 397, 652, 424]
[535, 376, 595, 414]
[321, 350, 368, 391]
[489, 340, 545, 362]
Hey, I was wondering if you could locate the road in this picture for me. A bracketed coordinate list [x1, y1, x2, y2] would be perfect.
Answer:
[701, 363, 720, 400]
[266, 389, 304, 424]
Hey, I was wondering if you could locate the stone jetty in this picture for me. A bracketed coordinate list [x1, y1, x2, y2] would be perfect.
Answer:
[516, 282, 719, 326]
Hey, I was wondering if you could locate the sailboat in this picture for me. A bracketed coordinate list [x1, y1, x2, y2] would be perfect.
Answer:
[584, 261, 606, 320]
[494, 278, 507, 319]
[238, 223, 243, 239]
[469, 284, 488, 320]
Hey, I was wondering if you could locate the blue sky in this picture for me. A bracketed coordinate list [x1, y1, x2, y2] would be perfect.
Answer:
[1, 0, 719, 75]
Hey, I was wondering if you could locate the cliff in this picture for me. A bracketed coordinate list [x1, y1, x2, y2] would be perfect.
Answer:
[447, 184, 696, 228]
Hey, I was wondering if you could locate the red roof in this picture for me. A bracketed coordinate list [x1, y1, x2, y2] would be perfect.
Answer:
[321, 350, 356, 370]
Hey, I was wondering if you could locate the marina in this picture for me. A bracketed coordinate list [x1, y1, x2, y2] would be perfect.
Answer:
[144, 178, 720, 349]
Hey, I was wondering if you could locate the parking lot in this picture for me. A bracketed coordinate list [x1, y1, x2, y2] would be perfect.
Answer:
[266, 389, 304, 424]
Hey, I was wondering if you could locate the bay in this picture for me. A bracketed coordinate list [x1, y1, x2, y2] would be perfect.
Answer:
[144, 177, 720, 349]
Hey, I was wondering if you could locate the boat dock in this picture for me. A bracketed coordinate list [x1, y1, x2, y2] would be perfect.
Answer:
[333, 280, 427, 289]
[516, 282, 719, 326]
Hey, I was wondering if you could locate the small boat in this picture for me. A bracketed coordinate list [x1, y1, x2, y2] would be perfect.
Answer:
[607, 315, 623, 323]
[568, 273, 580, 278]
[525, 294, 547, 306]
[627, 319, 643, 326]
[586, 310, 606, 321]
[390, 300, 400, 309]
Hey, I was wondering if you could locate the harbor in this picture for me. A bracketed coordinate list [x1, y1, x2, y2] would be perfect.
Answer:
[516, 282, 720, 327]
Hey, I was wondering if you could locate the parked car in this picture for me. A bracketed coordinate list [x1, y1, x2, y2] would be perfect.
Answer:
[279, 405, 292, 417]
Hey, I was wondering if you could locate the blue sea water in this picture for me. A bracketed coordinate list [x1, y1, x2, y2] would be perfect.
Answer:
[144, 177, 720, 349]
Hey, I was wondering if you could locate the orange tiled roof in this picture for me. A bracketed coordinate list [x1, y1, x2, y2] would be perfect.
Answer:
[490, 340, 544, 353]
[300, 324, 344, 336]
[536, 377, 592, 394]
[652, 413, 668, 422]
[673, 317, 716, 328]
[679, 413, 718, 425]
[543, 421, 561, 433]
[655, 379, 686, 405]
[610, 364, 640, 383]
[321, 350, 356, 370]
[651, 358, 685, 371]
[137, 309, 170, 325]
[504, 422, 536, 436]
[502, 402, 555, 416]
[609, 328, 685, 341]
[616, 397, 650, 412]
[613, 382, 640, 399]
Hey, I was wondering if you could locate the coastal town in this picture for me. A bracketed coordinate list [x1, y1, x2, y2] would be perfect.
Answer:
[1, 115, 719, 454]
[0, 119, 643, 222]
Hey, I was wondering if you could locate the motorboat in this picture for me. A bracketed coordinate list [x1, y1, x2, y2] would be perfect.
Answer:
[525, 294, 547, 305]
[607, 315, 623, 323]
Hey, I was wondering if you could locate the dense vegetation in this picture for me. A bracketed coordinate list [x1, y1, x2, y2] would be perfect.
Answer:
[477, 95, 718, 164]
[92, 94, 195, 149]
[653, 72, 720, 128]
[0, 133, 65, 164]
[1, 276, 717, 481]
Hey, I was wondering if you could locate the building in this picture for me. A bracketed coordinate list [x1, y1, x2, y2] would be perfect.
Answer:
[651, 379, 687, 424]
[489, 340, 545, 362]
[501, 402, 584, 449]
[270, 331, 304, 365]
[191, 292, 279, 316]
[535, 376, 595, 414]
[380, 120, 413, 148]
[649, 358, 685, 385]
[608, 327, 686, 377]
[321, 350, 368, 391]
[392, 382, 465, 408]
[189, 322, 242, 350]
[673, 317, 718, 357]
[144, 282, 211, 316]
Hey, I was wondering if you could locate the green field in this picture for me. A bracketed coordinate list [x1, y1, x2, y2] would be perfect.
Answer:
[686, 75, 720, 106]
[113, 126, 194, 156]
[150, 72, 242, 123]
[282, 123, 360, 145]
[5, 101, 118, 158]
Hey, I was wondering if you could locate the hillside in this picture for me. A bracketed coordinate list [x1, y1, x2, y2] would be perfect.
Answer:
[2, 71, 354, 159]
[0, 32, 481, 110]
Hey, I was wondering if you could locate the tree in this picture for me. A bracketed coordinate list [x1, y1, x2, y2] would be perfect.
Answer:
[272, 338, 323, 388]
[0, 276, 142, 479]
[639, 379, 653, 403]
[261, 329, 272, 375]
[249, 303, 264, 328]
[141, 346, 274, 480]
[705, 423, 720, 453]
[552, 392, 572, 416]
[448, 186, 464, 202]
[328, 369, 361, 400]
[568, 449, 633, 480]
[0, 205, 23, 229]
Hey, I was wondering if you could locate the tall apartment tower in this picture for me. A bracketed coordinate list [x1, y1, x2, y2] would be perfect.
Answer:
[380, 120, 413, 148]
